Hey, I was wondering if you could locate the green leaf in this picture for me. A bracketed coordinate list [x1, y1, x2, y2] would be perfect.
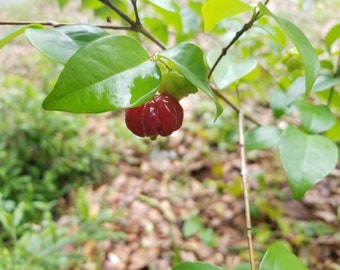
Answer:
[202, 0, 252, 32]
[269, 89, 292, 118]
[0, 24, 43, 49]
[143, 17, 169, 44]
[198, 227, 216, 247]
[297, 101, 336, 133]
[182, 216, 202, 238]
[324, 23, 340, 52]
[312, 74, 340, 92]
[259, 242, 308, 270]
[25, 25, 108, 64]
[259, 3, 320, 94]
[58, 0, 69, 8]
[43, 35, 161, 113]
[286, 75, 340, 105]
[279, 126, 338, 200]
[245, 126, 281, 150]
[207, 50, 257, 89]
[158, 43, 223, 119]
[286, 76, 305, 105]
[148, 0, 180, 12]
[172, 261, 225, 270]
[81, 0, 102, 9]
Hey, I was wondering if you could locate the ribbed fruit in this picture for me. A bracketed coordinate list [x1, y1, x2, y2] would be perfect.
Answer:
[125, 94, 183, 138]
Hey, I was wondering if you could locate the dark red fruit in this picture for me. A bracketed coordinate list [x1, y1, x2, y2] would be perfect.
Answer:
[125, 94, 184, 137]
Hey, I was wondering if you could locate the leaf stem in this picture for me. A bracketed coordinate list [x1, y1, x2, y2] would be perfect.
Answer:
[238, 110, 256, 270]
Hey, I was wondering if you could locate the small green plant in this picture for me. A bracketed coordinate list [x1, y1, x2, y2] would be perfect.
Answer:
[0, 74, 119, 225]
[182, 215, 217, 248]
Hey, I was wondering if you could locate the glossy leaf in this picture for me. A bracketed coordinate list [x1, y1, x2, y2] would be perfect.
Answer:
[158, 43, 223, 119]
[279, 126, 338, 200]
[207, 50, 257, 89]
[25, 25, 108, 64]
[259, 242, 307, 270]
[43, 35, 161, 113]
[259, 3, 320, 94]
[297, 101, 336, 133]
[202, 0, 252, 32]
[0, 24, 43, 49]
[148, 0, 180, 12]
[324, 23, 340, 52]
[172, 262, 225, 270]
[245, 126, 281, 150]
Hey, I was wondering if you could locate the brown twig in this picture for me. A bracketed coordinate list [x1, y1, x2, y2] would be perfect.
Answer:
[99, 0, 166, 49]
[211, 85, 260, 125]
[0, 20, 132, 30]
[238, 110, 256, 270]
[130, 0, 141, 26]
[208, 0, 271, 79]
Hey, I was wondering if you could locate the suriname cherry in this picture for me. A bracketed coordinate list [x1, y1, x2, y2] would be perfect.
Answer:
[125, 94, 183, 138]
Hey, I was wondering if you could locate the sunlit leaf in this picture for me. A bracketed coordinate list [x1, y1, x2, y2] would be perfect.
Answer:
[324, 23, 340, 52]
[297, 101, 336, 133]
[58, 0, 69, 8]
[25, 25, 108, 64]
[148, 0, 180, 12]
[279, 126, 338, 200]
[259, 3, 320, 94]
[259, 242, 307, 270]
[43, 35, 161, 112]
[158, 43, 223, 119]
[202, 0, 252, 32]
[0, 24, 43, 49]
[245, 126, 281, 150]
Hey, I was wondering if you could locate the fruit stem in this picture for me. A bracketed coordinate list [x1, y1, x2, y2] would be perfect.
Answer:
[238, 110, 256, 270]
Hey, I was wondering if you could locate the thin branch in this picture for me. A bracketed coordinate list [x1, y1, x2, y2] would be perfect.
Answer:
[99, 0, 136, 26]
[238, 111, 256, 270]
[211, 85, 260, 125]
[99, 0, 166, 49]
[0, 20, 132, 30]
[208, 0, 271, 79]
[130, 0, 141, 26]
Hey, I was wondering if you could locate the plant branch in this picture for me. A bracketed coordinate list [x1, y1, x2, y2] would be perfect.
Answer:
[130, 0, 141, 26]
[208, 0, 271, 79]
[238, 110, 256, 270]
[99, 0, 166, 49]
[211, 85, 260, 125]
[0, 20, 132, 30]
